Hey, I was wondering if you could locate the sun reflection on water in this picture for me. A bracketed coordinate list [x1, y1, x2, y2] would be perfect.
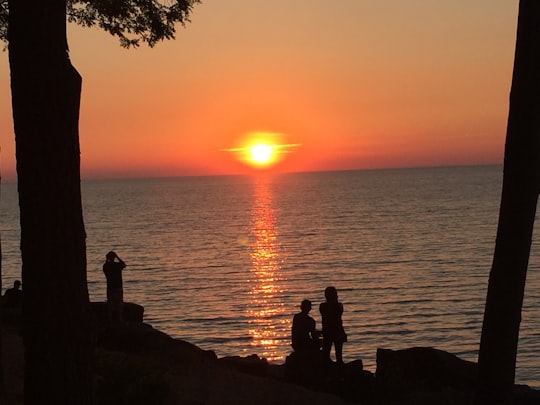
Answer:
[247, 177, 289, 361]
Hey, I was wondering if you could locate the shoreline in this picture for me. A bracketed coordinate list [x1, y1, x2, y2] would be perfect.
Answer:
[2, 303, 540, 404]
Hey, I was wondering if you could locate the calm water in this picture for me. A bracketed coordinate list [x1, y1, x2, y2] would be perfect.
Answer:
[2, 165, 540, 387]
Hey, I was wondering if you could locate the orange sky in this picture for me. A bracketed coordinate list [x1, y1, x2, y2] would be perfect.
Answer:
[0, 1, 518, 180]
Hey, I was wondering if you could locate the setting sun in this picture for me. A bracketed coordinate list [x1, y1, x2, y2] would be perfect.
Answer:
[222, 131, 301, 171]
[250, 143, 273, 164]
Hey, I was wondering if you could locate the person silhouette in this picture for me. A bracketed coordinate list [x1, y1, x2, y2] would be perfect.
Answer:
[291, 299, 322, 351]
[319, 286, 347, 368]
[102, 251, 126, 322]
[3, 280, 22, 308]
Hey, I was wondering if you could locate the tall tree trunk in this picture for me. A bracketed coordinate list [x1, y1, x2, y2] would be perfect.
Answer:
[0, 154, 4, 399]
[477, 1, 540, 403]
[8, 1, 93, 403]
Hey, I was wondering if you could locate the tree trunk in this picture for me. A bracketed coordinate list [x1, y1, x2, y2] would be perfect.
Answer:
[0, 156, 3, 399]
[8, 0, 93, 403]
[477, 1, 540, 403]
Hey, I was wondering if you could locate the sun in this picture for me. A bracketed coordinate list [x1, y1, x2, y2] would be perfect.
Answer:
[222, 131, 301, 171]
[250, 143, 273, 164]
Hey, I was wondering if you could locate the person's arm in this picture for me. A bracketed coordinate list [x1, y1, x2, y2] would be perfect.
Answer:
[309, 318, 316, 334]
[114, 252, 126, 268]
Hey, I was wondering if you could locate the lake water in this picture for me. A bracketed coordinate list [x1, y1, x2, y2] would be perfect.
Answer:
[2, 165, 539, 388]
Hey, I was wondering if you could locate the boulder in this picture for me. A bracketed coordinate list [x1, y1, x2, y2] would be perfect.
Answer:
[284, 350, 374, 403]
[91, 301, 144, 324]
[0, 306, 22, 326]
[218, 354, 269, 377]
[325, 360, 374, 404]
[285, 350, 327, 386]
[375, 347, 477, 402]
[96, 321, 217, 369]
[513, 384, 540, 404]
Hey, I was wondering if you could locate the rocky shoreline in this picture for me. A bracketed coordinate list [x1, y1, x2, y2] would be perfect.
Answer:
[3, 302, 540, 404]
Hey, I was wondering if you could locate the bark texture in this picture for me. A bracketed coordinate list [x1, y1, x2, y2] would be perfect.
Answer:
[8, 0, 93, 403]
[477, 1, 540, 403]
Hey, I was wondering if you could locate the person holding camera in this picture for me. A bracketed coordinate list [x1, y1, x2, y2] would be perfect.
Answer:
[103, 251, 127, 322]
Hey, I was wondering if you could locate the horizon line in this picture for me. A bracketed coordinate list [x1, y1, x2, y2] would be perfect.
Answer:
[0, 162, 503, 184]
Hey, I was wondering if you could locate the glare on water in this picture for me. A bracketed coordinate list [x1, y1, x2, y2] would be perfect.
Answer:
[248, 178, 290, 361]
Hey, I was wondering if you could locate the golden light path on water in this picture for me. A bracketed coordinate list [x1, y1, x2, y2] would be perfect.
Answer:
[247, 177, 290, 361]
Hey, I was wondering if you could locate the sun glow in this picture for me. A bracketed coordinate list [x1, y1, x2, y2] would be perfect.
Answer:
[250, 143, 273, 164]
[222, 131, 301, 170]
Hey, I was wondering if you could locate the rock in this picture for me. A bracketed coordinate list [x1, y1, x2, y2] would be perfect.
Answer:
[267, 362, 287, 380]
[0, 306, 22, 326]
[327, 360, 375, 404]
[375, 347, 477, 403]
[96, 321, 217, 369]
[93, 344, 348, 405]
[284, 350, 374, 403]
[218, 354, 269, 377]
[285, 350, 327, 386]
[90, 301, 144, 324]
[513, 384, 540, 404]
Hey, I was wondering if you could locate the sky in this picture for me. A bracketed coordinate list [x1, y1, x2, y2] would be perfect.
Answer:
[0, 1, 519, 180]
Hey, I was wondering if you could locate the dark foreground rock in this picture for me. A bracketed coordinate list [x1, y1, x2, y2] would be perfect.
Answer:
[93, 322, 348, 405]
[3, 302, 540, 404]
[283, 350, 374, 402]
[91, 301, 145, 324]
[91, 302, 348, 404]
[375, 347, 540, 404]
[219, 353, 270, 377]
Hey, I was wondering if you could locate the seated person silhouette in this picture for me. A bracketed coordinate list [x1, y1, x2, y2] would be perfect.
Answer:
[3, 280, 22, 308]
[291, 299, 322, 351]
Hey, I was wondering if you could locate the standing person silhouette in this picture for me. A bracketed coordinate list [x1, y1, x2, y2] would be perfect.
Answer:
[103, 251, 126, 322]
[319, 286, 347, 369]
[3, 280, 22, 308]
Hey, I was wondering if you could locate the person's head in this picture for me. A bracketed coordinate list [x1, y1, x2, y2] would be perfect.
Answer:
[13, 280, 21, 290]
[324, 286, 338, 301]
[106, 251, 116, 262]
[300, 299, 312, 313]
